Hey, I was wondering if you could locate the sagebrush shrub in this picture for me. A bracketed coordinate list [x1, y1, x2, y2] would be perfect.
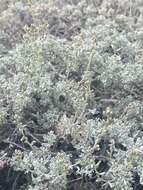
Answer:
[0, 1, 143, 190]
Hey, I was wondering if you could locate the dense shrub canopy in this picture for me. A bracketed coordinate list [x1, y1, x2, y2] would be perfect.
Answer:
[0, 1, 143, 190]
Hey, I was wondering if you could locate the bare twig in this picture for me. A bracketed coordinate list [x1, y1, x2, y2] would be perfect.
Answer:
[3, 140, 26, 151]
